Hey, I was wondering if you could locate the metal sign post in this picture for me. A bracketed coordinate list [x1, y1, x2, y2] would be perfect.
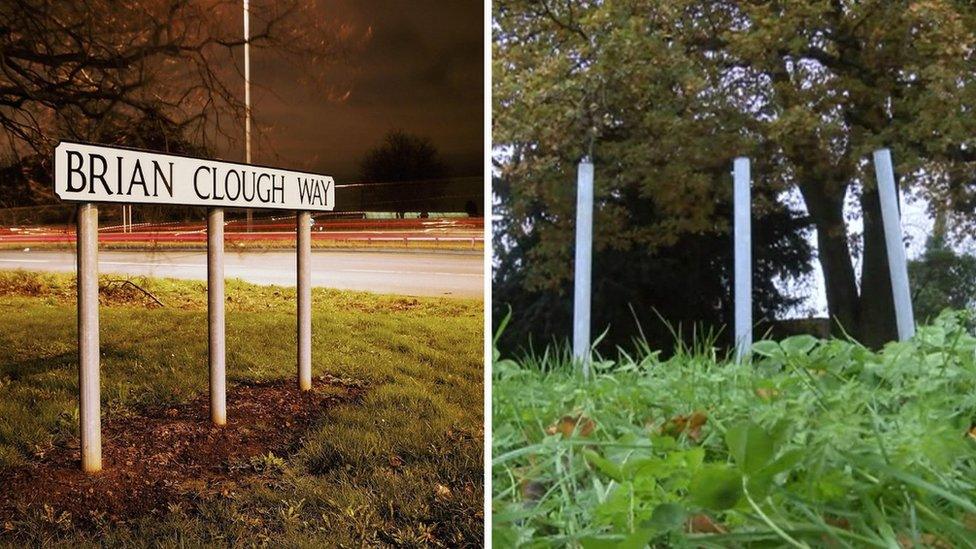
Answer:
[208, 207, 226, 425]
[77, 203, 101, 473]
[297, 211, 312, 390]
[573, 159, 594, 378]
[733, 157, 752, 361]
[872, 149, 915, 341]
[54, 141, 335, 472]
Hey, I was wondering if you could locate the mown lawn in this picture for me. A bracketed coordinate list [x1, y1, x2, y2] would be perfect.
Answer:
[493, 312, 976, 548]
[0, 270, 483, 546]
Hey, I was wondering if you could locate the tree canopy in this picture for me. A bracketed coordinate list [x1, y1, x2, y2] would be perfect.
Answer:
[909, 229, 976, 324]
[493, 0, 976, 349]
[359, 130, 447, 183]
[0, 0, 363, 158]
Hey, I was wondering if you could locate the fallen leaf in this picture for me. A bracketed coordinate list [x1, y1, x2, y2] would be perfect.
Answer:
[662, 411, 708, 441]
[825, 516, 851, 530]
[686, 513, 726, 534]
[546, 415, 596, 438]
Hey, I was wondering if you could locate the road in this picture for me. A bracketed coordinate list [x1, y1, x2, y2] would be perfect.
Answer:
[0, 249, 483, 299]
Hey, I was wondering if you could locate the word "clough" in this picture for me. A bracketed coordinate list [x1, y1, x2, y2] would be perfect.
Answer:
[193, 165, 288, 205]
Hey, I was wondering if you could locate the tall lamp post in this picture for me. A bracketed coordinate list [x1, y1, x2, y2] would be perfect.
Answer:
[243, 0, 253, 231]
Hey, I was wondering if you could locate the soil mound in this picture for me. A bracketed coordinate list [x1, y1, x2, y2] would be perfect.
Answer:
[0, 376, 366, 530]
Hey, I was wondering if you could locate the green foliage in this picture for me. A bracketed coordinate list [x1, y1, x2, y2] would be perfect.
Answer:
[0, 271, 483, 546]
[909, 235, 976, 324]
[493, 0, 976, 347]
[493, 310, 976, 547]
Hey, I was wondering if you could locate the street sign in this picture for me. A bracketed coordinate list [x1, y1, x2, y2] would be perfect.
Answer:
[55, 141, 335, 211]
[54, 140, 331, 473]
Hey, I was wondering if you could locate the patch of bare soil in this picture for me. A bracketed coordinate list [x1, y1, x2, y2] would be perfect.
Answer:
[0, 376, 366, 530]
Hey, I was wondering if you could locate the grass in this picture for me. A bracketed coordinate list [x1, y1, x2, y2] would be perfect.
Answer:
[0, 270, 483, 546]
[492, 311, 976, 548]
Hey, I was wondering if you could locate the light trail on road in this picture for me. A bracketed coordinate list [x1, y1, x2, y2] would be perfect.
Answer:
[0, 249, 483, 299]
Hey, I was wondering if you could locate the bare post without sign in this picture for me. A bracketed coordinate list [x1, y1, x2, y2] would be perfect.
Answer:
[54, 141, 335, 473]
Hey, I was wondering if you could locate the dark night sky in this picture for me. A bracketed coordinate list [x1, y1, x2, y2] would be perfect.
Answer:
[245, 0, 483, 182]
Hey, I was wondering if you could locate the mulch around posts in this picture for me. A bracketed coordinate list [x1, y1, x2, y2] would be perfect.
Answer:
[0, 376, 367, 530]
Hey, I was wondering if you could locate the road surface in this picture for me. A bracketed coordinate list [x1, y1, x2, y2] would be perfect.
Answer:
[0, 249, 483, 299]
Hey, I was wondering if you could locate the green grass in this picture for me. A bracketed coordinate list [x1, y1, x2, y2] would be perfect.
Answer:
[0, 270, 483, 546]
[493, 311, 976, 548]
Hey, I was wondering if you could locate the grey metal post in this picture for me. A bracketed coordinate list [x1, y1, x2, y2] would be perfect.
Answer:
[244, 0, 253, 233]
[734, 157, 752, 361]
[873, 149, 915, 341]
[297, 211, 312, 390]
[77, 203, 101, 473]
[573, 159, 594, 377]
[208, 208, 226, 425]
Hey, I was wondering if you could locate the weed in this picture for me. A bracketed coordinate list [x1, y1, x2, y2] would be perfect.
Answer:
[249, 452, 288, 474]
[493, 310, 976, 547]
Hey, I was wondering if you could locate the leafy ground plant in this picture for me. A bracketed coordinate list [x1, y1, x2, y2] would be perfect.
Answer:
[493, 311, 976, 548]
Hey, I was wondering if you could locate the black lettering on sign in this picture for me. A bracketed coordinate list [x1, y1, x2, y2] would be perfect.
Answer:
[220, 170, 235, 201]
[272, 175, 284, 204]
[298, 177, 331, 206]
[127, 159, 149, 196]
[298, 177, 312, 203]
[257, 173, 271, 202]
[193, 166, 211, 199]
[153, 161, 174, 197]
[66, 150, 87, 192]
[89, 153, 112, 195]
[116, 156, 124, 194]
[312, 180, 323, 204]
[226, 168, 241, 200]
[241, 170, 255, 202]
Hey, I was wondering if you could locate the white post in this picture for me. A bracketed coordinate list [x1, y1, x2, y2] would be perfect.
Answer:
[208, 208, 226, 425]
[873, 149, 915, 341]
[78, 203, 101, 473]
[243, 0, 253, 233]
[297, 211, 312, 390]
[573, 159, 594, 377]
[734, 157, 752, 361]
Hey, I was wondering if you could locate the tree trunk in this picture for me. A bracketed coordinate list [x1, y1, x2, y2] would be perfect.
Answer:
[797, 182, 860, 338]
[857, 184, 898, 347]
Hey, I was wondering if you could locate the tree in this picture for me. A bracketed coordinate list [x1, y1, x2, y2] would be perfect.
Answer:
[493, 1, 976, 348]
[493, 174, 814, 356]
[359, 130, 447, 183]
[359, 130, 448, 218]
[909, 223, 976, 323]
[0, 0, 363, 158]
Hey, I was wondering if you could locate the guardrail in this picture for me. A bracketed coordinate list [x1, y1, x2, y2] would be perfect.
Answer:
[0, 221, 485, 248]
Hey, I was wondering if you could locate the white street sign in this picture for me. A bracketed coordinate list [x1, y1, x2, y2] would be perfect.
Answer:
[54, 141, 335, 211]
